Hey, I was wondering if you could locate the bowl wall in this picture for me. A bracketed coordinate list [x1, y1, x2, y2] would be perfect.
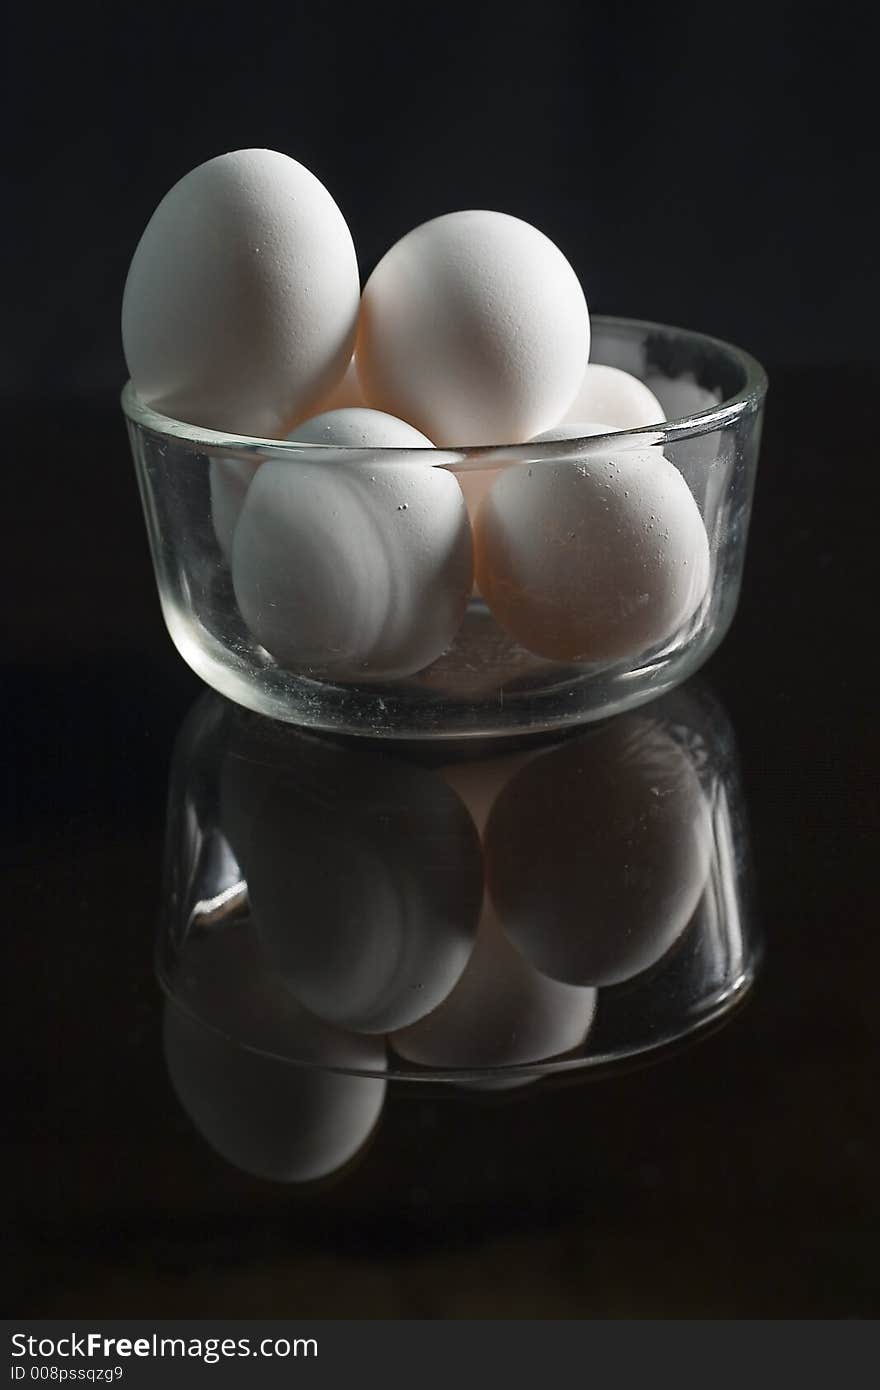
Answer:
[125, 316, 766, 739]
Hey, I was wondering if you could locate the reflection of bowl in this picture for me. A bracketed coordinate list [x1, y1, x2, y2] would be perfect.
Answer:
[158, 683, 759, 1089]
[125, 317, 766, 739]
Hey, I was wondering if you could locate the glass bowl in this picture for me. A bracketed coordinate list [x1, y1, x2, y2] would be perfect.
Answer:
[124, 315, 767, 740]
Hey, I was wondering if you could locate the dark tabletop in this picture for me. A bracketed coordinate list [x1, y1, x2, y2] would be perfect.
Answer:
[4, 366, 878, 1318]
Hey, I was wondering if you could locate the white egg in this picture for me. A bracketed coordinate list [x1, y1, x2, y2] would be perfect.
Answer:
[210, 412, 430, 566]
[561, 364, 665, 429]
[357, 210, 590, 446]
[122, 149, 360, 436]
[310, 357, 367, 414]
[642, 372, 720, 421]
[486, 716, 713, 987]
[209, 455, 261, 562]
[245, 742, 483, 1033]
[232, 456, 473, 680]
[288, 407, 433, 448]
[392, 907, 597, 1071]
[531, 420, 620, 443]
[474, 449, 711, 664]
[643, 372, 728, 512]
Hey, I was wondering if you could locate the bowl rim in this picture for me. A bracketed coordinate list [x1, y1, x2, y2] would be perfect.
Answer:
[121, 313, 768, 466]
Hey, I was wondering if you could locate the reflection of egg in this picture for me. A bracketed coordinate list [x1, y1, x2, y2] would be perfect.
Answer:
[246, 742, 483, 1033]
[486, 716, 712, 986]
[122, 149, 360, 436]
[474, 449, 710, 664]
[164, 926, 386, 1183]
[452, 465, 502, 599]
[232, 454, 473, 680]
[218, 747, 276, 879]
[357, 211, 590, 446]
[392, 908, 597, 1070]
[562, 364, 665, 429]
[164, 1005, 385, 1184]
[643, 372, 720, 422]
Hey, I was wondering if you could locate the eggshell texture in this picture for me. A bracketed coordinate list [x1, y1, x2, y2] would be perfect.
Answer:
[209, 455, 261, 562]
[246, 741, 483, 1033]
[561, 364, 665, 429]
[392, 908, 597, 1071]
[210, 412, 431, 568]
[288, 407, 433, 448]
[122, 149, 360, 436]
[232, 456, 473, 680]
[486, 716, 713, 987]
[643, 372, 727, 511]
[357, 211, 590, 446]
[164, 926, 386, 1183]
[474, 450, 711, 664]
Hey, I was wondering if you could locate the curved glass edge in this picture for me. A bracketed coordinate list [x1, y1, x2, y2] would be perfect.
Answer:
[120, 314, 768, 464]
[156, 959, 759, 1087]
[153, 594, 735, 742]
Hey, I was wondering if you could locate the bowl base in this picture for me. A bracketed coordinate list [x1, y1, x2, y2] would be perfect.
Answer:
[167, 600, 721, 741]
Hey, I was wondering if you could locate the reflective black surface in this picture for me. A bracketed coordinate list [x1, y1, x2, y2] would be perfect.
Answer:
[5, 368, 880, 1316]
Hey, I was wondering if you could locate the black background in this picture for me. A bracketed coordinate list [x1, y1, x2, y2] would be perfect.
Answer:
[5, 0, 880, 1319]
[6, 0, 877, 400]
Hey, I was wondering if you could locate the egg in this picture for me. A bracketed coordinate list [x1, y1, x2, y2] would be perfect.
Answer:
[485, 716, 712, 987]
[244, 738, 483, 1033]
[457, 427, 618, 578]
[531, 420, 620, 443]
[164, 925, 386, 1183]
[642, 372, 720, 422]
[643, 372, 728, 512]
[232, 454, 473, 680]
[210, 411, 430, 567]
[561, 364, 665, 429]
[122, 149, 360, 436]
[288, 407, 433, 449]
[474, 448, 711, 664]
[209, 455, 261, 562]
[392, 907, 597, 1072]
[357, 210, 590, 446]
